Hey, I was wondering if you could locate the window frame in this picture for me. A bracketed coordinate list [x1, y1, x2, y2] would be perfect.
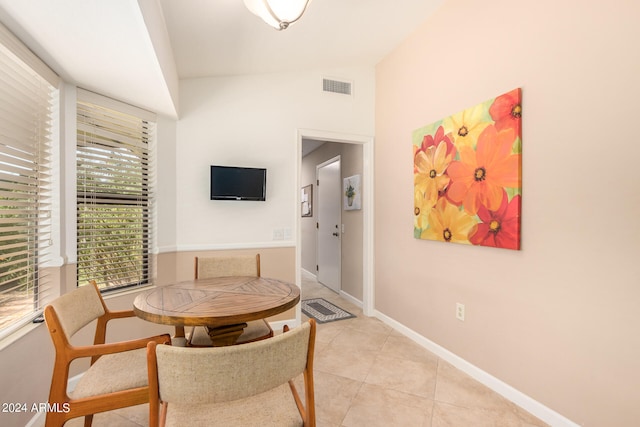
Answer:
[0, 22, 59, 338]
[75, 89, 156, 292]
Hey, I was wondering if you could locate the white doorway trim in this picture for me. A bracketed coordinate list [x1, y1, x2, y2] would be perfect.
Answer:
[296, 128, 374, 318]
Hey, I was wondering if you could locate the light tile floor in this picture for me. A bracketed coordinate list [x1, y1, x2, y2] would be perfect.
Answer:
[65, 272, 548, 427]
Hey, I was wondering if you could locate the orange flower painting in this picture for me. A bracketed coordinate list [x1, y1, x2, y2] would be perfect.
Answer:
[413, 88, 522, 250]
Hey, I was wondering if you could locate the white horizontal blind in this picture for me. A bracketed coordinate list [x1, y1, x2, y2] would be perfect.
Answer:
[0, 29, 57, 332]
[76, 92, 155, 290]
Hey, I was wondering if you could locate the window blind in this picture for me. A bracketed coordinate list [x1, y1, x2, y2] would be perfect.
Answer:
[0, 24, 57, 333]
[76, 91, 156, 291]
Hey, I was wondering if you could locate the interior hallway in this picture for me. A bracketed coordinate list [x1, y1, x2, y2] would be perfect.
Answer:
[61, 271, 548, 427]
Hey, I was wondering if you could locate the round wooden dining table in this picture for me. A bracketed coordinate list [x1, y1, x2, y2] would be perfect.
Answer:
[133, 276, 300, 346]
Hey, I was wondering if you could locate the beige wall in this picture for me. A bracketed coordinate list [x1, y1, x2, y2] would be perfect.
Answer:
[375, 0, 640, 425]
[301, 142, 364, 301]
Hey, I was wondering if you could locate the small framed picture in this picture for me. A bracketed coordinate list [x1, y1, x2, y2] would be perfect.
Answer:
[301, 184, 313, 217]
[343, 175, 361, 210]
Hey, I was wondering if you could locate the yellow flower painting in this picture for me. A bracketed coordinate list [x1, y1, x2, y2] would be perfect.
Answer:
[413, 88, 522, 250]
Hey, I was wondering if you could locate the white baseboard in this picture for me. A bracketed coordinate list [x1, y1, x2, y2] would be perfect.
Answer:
[339, 290, 362, 309]
[25, 411, 44, 427]
[301, 268, 317, 279]
[301, 269, 363, 312]
[373, 310, 580, 427]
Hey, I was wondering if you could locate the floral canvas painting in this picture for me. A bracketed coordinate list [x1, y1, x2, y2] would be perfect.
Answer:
[413, 88, 522, 250]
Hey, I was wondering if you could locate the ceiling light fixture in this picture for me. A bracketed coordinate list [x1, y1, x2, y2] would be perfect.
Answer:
[243, 0, 312, 31]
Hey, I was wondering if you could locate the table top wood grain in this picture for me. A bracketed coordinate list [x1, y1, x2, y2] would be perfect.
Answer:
[133, 276, 300, 328]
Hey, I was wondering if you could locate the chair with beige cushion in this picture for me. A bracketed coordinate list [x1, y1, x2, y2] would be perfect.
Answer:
[147, 319, 316, 427]
[43, 280, 171, 427]
[189, 254, 273, 346]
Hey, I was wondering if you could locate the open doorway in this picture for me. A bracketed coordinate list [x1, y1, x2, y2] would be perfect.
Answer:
[297, 129, 374, 318]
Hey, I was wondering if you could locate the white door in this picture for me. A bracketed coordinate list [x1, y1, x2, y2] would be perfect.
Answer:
[316, 157, 341, 292]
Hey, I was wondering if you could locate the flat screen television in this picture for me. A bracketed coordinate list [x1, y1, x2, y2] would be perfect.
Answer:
[210, 165, 266, 201]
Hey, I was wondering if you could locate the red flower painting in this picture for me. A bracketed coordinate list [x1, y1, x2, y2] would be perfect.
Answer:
[412, 88, 522, 250]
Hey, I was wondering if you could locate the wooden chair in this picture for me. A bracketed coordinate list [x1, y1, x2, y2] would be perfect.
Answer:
[43, 280, 171, 427]
[147, 319, 316, 427]
[189, 254, 273, 346]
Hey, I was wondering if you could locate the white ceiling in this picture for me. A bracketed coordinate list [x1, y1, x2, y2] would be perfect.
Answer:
[0, 0, 443, 118]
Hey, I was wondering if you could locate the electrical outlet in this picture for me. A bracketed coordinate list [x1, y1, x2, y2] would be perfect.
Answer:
[456, 303, 465, 321]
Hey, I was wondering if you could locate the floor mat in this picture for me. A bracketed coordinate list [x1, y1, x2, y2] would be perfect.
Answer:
[301, 298, 356, 323]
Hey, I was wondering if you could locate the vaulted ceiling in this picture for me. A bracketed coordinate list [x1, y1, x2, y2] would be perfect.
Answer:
[0, 0, 443, 118]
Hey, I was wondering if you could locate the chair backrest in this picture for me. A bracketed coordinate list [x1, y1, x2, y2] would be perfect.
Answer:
[195, 254, 260, 279]
[149, 320, 313, 405]
[47, 282, 106, 339]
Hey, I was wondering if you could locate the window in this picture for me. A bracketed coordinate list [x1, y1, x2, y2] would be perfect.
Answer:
[0, 23, 58, 333]
[76, 91, 155, 290]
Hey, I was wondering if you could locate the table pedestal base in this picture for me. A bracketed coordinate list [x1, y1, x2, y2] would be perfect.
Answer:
[186, 325, 249, 347]
[206, 323, 248, 346]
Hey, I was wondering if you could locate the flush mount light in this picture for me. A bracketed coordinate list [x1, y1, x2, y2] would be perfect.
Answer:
[243, 0, 312, 31]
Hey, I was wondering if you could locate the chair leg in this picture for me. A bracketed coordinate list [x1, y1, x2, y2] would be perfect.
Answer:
[84, 414, 93, 427]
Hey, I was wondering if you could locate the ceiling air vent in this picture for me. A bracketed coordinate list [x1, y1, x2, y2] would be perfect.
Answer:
[322, 78, 352, 96]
